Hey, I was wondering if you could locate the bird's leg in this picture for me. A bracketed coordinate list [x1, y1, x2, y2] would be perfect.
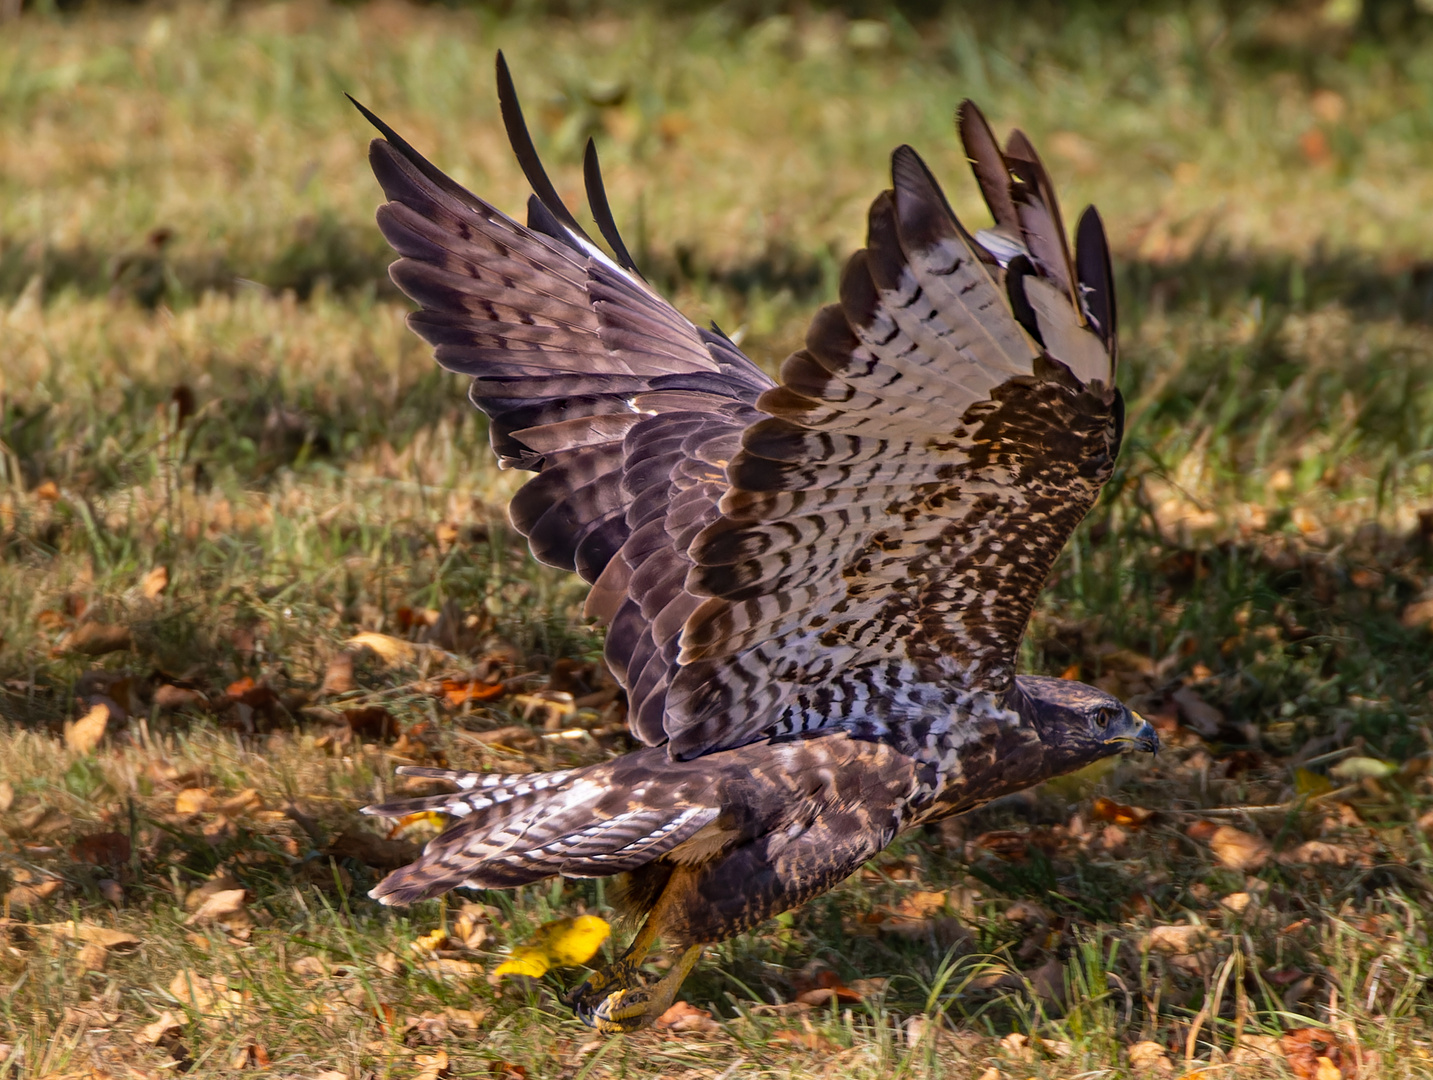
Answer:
[568, 868, 705, 1032]
[566, 905, 665, 1014]
[582, 943, 704, 1034]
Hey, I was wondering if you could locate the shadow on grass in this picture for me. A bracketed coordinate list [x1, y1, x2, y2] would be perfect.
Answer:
[9, 223, 1433, 328]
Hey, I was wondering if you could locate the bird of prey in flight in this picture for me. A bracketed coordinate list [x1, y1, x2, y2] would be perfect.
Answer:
[352, 54, 1157, 1033]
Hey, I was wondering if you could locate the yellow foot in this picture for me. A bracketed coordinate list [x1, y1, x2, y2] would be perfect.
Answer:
[565, 956, 644, 1020]
[570, 944, 703, 1034]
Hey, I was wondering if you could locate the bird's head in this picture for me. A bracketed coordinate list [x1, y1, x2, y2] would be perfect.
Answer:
[1012, 675, 1159, 765]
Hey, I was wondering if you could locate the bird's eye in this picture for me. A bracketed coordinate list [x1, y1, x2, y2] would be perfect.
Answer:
[1095, 708, 1113, 729]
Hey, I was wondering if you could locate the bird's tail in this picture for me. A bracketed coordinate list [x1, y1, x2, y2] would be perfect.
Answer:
[361, 761, 719, 906]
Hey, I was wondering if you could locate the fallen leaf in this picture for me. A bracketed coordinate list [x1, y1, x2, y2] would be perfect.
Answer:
[1129, 1039, 1174, 1072]
[414, 1050, 451, 1080]
[231, 1044, 271, 1070]
[154, 684, 206, 710]
[218, 788, 264, 816]
[320, 651, 356, 695]
[1202, 824, 1271, 871]
[35, 479, 60, 501]
[326, 827, 420, 871]
[653, 1000, 721, 1033]
[71, 831, 131, 865]
[62, 623, 133, 656]
[142, 566, 169, 598]
[1329, 756, 1395, 781]
[1144, 924, 1216, 955]
[184, 888, 249, 926]
[770, 1027, 838, 1052]
[342, 706, 397, 741]
[1092, 796, 1154, 828]
[64, 701, 111, 754]
[1171, 686, 1222, 737]
[469, 725, 541, 752]
[0, 781, 12, 813]
[440, 677, 507, 706]
[5, 878, 62, 909]
[290, 956, 329, 978]
[347, 632, 419, 667]
[493, 914, 610, 979]
[136, 1010, 183, 1045]
[1278, 840, 1371, 869]
[175, 788, 216, 815]
[1281, 1028, 1351, 1080]
[224, 676, 277, 708]
[76, 941, 110, 971]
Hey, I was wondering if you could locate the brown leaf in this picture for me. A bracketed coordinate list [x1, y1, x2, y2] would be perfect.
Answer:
[342, 706, 397, 741]
[469, 725, 541, 752]
[653, 1000, 721, 1032]
[1128, 1040, 1174, 1072]
[71, 831, 131, 865]
[34, 479, 60, 501]
[770, 1027, 838, 1053]
[174, 788, 216, 815]
[1092, 796, 1154, 828]
[142, 566, 170, 598]
[64, 702, 111, 754]
[218, 788, 264, 816]
[440, 677, 507, 706]
[973, 830, 1030, 859]
[1144, 924, 1216, 956]
[63, 622, 133, 656]
[5, 879, 62, 910]
[76, 941, 110, 971]
[1278, 840, 1371, 869]
[326, 827, 420, 871]
[346, 631, 420, 667]
[1281, 1028, 1352, 1080]
[184, 888, 248, 926]
[224, 677, 276, 708]
[1171, 686, 1223, 737]
[135, 1010, 182, 1045]
[154, 683, 206, 711]
[232, 1044, 271, 1070]
[1207, 825, 1272, 871]
[0, 781, 12, 813]
[320, 651, 356, 696]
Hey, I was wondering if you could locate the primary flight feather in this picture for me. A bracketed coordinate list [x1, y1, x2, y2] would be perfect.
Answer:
[354, 54, 1157, 1032]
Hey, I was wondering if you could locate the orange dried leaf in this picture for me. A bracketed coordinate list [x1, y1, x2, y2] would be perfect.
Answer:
[142, 566, 170, 598]
[175, 788, 216, 815]
[34, 480, 60, 501]
[653, 1000, 721, 1033]
[441, 677, 507, 706]
[1092, 796, 1155, 828]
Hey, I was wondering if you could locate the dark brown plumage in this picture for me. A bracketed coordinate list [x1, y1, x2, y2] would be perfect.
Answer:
[353, 55, 1158, 1032]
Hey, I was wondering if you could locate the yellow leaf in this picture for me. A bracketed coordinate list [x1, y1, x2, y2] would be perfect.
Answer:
[1329, 755, 1395, 781]
[64, 702, 110, 754]
[1295, 768, 1334, 797]
[493, 915, 610, 979]
[346, 631, 418, 666]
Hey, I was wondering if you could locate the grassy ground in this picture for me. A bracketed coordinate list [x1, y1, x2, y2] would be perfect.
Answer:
[7, 0, 1433, 1076]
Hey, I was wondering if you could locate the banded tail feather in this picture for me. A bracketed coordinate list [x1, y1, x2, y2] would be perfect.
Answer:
[361, 758, 719, 906]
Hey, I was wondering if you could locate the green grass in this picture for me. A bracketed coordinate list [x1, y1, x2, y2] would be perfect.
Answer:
[8, 0, 1433, 1076]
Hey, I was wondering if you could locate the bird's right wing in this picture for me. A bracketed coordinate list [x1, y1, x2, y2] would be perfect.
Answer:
[660, 103, 1123, 759]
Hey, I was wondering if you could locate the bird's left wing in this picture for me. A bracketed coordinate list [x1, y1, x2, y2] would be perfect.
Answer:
[661, 103, 1123, 759]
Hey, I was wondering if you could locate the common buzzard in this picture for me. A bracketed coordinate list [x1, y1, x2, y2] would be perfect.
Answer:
[354, 55, 1157, 1033]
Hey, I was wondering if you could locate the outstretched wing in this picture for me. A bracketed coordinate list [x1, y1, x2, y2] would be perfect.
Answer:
[355, 57, 772, 747]
[661, 103, 1122, 758]
[360, 70, 1119, 763]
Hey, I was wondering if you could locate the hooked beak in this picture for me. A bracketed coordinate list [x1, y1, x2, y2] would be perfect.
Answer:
[1105, 711, 1160, 755]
